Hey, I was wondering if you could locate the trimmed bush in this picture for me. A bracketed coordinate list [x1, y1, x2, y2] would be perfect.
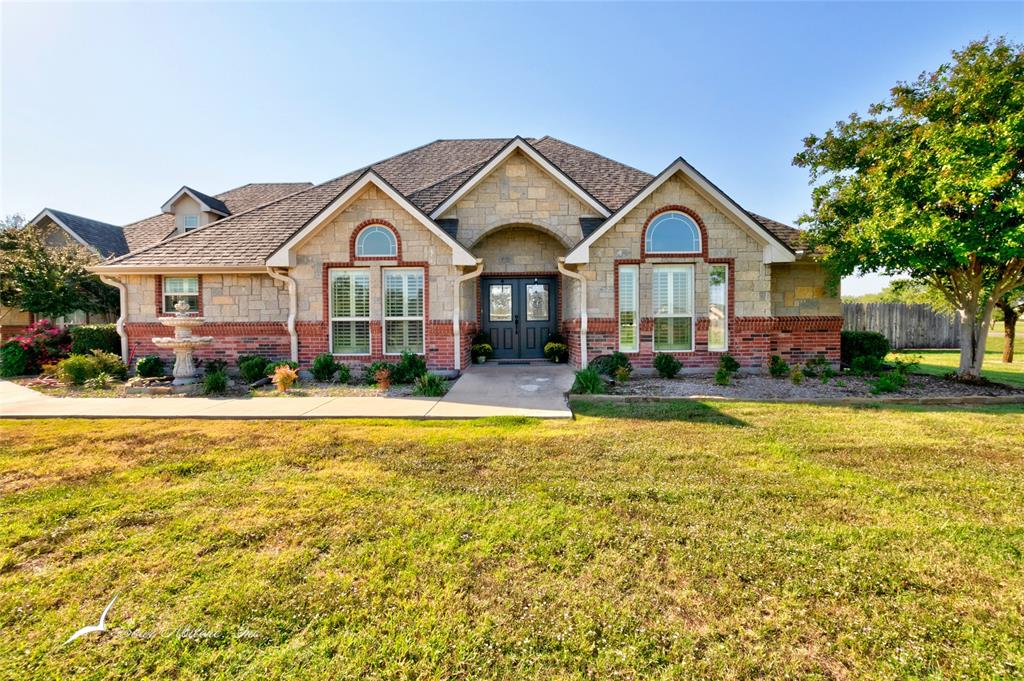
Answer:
[238, 356, 270, 384]
[413, 372, 448, 397]
[840, 331, 890, 367]
[391, 352, 427, 384]
[790, 369, 805, 385]
[365, 360, 397, 385]
[0, 342, 28, 377]
[544, 342, 569, 363]
[203, 371, 228, 395]
[69, 324, 120, 356]
[714, 366, 731, 385]
[89, 349, 127, 380]
[571, 367, 605, 394]
[471, 343, 493, 361]
[718, 354, 741, 373]
[768, 355, 790, 378]
[56, 355, 100, 385]
[336, 363, 351, 384]
[135, 355, 165, 378]
[590, 352, 632, 377]
[311, 353, 340, 382]
[653, 353, 681, 379]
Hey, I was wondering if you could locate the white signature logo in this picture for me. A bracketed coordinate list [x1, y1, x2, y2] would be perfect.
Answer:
[64, 596, 118, 645]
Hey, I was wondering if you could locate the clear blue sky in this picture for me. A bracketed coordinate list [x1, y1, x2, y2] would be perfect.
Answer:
[2, 2, 1020, 294]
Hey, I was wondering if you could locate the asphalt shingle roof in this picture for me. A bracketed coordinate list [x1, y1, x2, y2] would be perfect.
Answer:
[46, 209, 129, 258]
[180, 187, 231, 216]
[105, 138, 806, 268]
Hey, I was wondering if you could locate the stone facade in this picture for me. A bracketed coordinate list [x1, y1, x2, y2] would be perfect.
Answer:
[440, 150, 601, 248]
[473, 226, 566, 273]
[770, 263, 841, 317]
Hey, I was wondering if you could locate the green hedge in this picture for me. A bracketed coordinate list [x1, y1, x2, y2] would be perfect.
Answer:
[70, 324, 120, 356]
[840, 331, 891, 367]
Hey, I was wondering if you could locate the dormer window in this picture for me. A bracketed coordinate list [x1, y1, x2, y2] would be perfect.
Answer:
[183, 215, 200, 232]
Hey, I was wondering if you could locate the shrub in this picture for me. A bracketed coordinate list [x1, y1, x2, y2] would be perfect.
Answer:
[718, 354, 741, 373]
[135, 355, 166, 378]
[590, 352, 632, 377]
[413, 372, 448, 397]
[0, 342, 28, 377]
[544, 342, 569, 363]
[373, 367, 392, 390]
[870, 371, 907, 394]
[83, 372, 112, 390]
[271, 365, 299, 392]
[89, 349, 127, 380]
[471, 343, 493, 360]
[311, 353, 340, 382]
[365, 360, 397, 385]
[391, 352, 427, 384]
[653, 353, 682, 379]
[821, 367, 838, 383]
[612, 365, 631, 383]
[768, 355, 790, 378]
[571, 367, 605, 394]
[203, 370, 228, 395]
[336, 363, 351, 384]
[202, 359, 228, 375]
[267, 360, 299, 376]
[238, 356, 270, 384]
[714, 366, 731, 385]
[802, 356, 831, 378]
[890, 356, 920, 377]
[69, 324, 120, 356]
[56, 355, 100, 385]
[850, 355, 883, 376]
[790, 369, 804, 385]
[7, 319, 71, 373]
[840, 331, 890, 367]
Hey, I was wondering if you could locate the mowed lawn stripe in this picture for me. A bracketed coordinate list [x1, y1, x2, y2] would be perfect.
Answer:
[0, 404, 1022, 679]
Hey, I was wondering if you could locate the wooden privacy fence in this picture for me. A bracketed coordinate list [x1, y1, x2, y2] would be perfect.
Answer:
[842, 303, 960, 349]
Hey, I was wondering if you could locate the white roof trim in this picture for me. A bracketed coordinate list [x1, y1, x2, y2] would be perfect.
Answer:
[267, 171, 477, 268]
[429, 137, 611, 219]
[161, 187, 229, 216]
[29, 209, 98, 254]
[564, 158, 796, 264]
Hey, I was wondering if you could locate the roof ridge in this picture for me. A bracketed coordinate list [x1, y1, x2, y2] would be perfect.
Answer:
[538, 136, 653, 178]
[405, 158, 491, 197]
[46, 208, 121, 229]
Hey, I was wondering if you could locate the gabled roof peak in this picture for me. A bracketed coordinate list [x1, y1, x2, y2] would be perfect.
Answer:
[161, 186, 230, 216]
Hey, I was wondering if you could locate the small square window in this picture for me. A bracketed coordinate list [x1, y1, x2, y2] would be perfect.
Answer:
[183, 215, 199, 232]
[163, 276, 199, 314]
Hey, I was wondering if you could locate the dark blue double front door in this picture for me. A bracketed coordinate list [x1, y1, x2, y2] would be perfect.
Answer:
[481, 276, 557, 359]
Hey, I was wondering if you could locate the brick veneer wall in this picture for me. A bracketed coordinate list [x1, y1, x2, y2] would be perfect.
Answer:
[125, 322, 291, 367]
[565, 315, 842, 371]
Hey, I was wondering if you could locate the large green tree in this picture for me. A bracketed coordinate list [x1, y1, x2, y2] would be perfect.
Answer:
[0, 221, 118, 320]
[794, 37, 1024, 378]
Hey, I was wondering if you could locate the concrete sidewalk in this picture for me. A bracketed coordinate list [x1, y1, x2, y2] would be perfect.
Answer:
[0, 365, 574, 420]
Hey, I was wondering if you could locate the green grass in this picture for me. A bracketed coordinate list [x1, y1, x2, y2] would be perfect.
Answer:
[1, 404, 1023, 678]
[890, 321, 1024, 389]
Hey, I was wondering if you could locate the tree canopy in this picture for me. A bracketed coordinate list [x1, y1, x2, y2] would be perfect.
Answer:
[794, 37, 1024, 377]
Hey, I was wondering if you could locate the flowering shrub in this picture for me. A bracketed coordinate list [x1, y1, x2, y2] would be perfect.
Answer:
[7, 320, 71, 373]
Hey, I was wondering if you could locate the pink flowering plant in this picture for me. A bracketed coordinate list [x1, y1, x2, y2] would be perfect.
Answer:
[9, 320, 71, 373]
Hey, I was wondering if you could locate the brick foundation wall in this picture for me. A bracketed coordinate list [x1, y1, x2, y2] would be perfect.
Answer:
[125, 322, 292, 368]
[565, 316, 842, 371]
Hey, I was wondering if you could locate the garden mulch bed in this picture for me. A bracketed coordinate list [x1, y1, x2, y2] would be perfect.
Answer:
[608, 372, 1023, 400]
[14, 377, 440, 399]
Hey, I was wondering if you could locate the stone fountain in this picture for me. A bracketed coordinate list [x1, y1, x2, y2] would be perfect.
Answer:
[152, 300, 213, 385]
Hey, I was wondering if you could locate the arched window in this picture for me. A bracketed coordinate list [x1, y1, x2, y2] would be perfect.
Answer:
[355, 225, 397, 257]
[645, 212, 701, 254]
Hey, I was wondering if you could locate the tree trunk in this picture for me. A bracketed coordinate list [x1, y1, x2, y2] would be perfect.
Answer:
[997, 299, 1017, 363]
[957, 298, 995, 379]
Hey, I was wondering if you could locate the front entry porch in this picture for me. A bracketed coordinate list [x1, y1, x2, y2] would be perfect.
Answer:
[480, 275, 558, 360]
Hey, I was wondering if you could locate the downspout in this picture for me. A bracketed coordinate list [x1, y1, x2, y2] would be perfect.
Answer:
[266, 267, 298, 363]
[557, 257, 588, 368]
[99, 275, 129, 365]
[453, 259, 484, 372]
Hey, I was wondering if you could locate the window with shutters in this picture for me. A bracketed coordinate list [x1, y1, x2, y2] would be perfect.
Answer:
[383, 268, 424, 354]
[652, 265, 694, 352]
[618, 265, 639, 352]
[329, 269, 371, 355]
[708, 264, 728, 351]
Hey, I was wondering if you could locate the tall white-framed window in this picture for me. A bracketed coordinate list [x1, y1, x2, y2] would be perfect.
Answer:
[383, 268, 424, 354]
[652, 265, 694, 352]
[162, 276, 199, 313]
[182, 215, 200, 232]
[329, 268, 371, 355]
[618, 265, 639, 352]
[708, 264, 728, 351]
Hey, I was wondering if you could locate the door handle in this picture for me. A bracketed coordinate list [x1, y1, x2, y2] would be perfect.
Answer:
[514, 314, 520, 334]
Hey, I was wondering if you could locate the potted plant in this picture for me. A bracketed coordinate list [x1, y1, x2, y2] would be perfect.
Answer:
[544, 341, 569, 363]
[471, 343, 493, 364]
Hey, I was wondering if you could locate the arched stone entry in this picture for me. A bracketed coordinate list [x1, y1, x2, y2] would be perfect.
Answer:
[470, 224, 568, 273]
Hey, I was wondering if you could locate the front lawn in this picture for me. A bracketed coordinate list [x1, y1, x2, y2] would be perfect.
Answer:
[890, 321, 1024, 389]
[2, 404, 1022, 678]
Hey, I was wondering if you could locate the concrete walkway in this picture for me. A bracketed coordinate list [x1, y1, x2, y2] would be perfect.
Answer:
[0, 364, 574, 420]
